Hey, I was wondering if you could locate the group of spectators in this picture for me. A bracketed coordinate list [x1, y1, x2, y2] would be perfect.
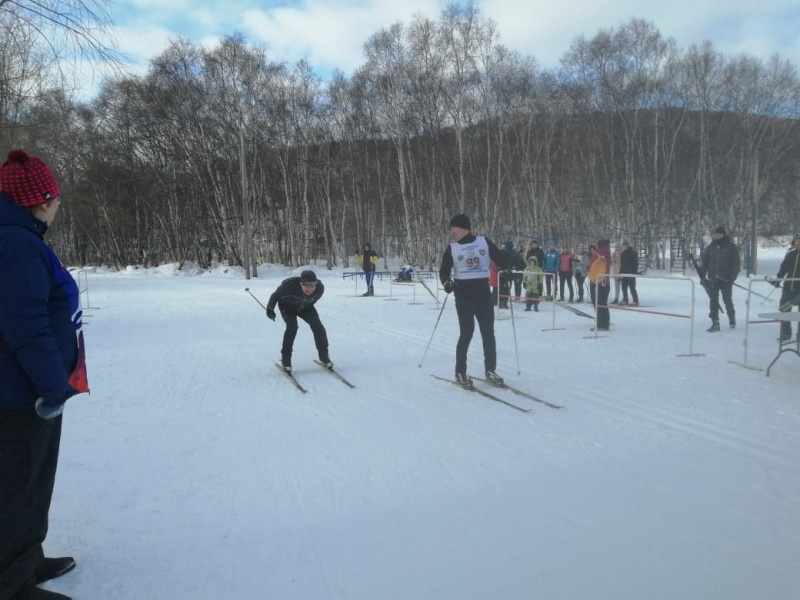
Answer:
[484, 239, 642, 313]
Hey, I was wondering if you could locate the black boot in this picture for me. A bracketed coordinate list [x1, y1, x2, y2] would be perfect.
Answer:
[318, 351, 333, 369]
[280, 355, 292, 373]
[707, 321, 720, 332]
[35, 557, 76, 584]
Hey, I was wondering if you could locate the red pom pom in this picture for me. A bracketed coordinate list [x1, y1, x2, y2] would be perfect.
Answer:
[7, 149, 30, 163]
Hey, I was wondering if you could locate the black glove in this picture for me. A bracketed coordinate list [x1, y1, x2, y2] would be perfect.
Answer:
[266, 307, 276, 321]
[443, 280, 454, 294]
[770, 280, 781, 288]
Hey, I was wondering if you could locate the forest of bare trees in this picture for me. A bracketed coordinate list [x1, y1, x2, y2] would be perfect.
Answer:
[2, 2, 799, 272]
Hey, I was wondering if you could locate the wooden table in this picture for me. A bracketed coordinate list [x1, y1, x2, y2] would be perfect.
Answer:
[758, 312, 800, 376]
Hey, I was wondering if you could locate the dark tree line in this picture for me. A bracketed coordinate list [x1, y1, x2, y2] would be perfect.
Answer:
[2, 2, 799, 272]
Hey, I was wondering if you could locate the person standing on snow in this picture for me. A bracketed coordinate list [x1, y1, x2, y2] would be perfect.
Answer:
[610, 243, 623, 304]
[439, 214, 506, 388]
[558, 245, 575, 302]
[1, 149, 89, 600]
[619, 241, 640, 306]
[522, 256, 544, 311]
[701, 226, 740, 332]
[543, 244, 560, 300]
[266, 270, 332, 373]
[773, 233, 800, 342]
[503, 241, 525, 303]
[525, 240, 545, 269]
[355, 243, 378, 296]
[589, 239, 612, 331]
[573, 243, 588, 303]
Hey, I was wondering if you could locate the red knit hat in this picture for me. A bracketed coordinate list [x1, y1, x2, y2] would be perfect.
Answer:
[0, 149, 60, 207]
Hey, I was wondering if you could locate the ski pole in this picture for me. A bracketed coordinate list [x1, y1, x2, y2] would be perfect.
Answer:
[244, 287, 267, 310]
[763, 277, 780, 304]
[508, 293, 521, 375]
[418, 293, 449, 368]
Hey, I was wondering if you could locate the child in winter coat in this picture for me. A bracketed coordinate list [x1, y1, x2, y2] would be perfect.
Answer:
[523, 256, 544, 311]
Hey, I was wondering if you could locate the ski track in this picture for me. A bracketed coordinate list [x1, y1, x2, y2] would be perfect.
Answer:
[45, 270, 800, 599]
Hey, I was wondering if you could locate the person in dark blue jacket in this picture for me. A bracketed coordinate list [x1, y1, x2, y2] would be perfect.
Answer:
[1, 149, 88, 600]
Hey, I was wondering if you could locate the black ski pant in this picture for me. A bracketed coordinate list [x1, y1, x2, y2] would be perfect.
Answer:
[498, 272, 511, 307]
[779, 289, 800, 340]
[708, 280, 735, 323]
[280, 306, 329, 359]
[0, 411, 62, 599]
[574, 274, 586, 300]
[621, 276, 638, 303]
[544, 271, 557, 297]
[558, 271, 574, 301]
[512, 273, 523, 300]
[454, 286, 497, 375]
[525, 292, 541, 310]
[596, 282, 610, 329]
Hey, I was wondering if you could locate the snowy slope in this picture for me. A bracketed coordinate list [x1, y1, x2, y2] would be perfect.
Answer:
[41, 249, 800, 600]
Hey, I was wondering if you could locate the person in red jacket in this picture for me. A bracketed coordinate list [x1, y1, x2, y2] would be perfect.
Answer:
[558, 245, 575, 302]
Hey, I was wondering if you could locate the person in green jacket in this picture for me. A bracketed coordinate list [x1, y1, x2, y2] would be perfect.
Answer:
[522, 256, 544, 311]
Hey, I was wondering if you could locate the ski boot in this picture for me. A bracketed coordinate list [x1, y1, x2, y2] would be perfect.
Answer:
[485, 370, 505, 386]
[454, 372, 473, 389]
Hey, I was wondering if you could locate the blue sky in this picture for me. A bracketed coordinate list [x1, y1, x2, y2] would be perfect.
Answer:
[106, 0, 799, 80]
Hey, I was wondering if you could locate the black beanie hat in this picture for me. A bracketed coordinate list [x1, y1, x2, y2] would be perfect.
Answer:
[714, 226, 726, 235]
[449, 214, 471, 230]
[300, 270, 317, 283]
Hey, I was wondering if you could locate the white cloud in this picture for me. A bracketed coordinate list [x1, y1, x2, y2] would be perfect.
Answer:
[98, 0, 800, 84]
[240, 0, 443, 72]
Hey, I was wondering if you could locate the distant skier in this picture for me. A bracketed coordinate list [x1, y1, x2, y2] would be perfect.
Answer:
[266, 270, 331, 372]
[356, 243, 378, 296]
[701, 226, 740, 332]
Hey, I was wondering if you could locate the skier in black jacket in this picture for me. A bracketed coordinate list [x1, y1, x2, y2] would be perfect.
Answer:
[701, 226, 740, 331]
[439, 214, 506, 388]
[266, 270, 331, 372]
[773, 233, 800, 341]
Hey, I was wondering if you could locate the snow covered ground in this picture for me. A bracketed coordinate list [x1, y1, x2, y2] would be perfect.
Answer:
[41, 246, 799, 600]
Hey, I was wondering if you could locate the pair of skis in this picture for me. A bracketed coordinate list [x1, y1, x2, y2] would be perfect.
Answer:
[431, 374, 562, 412]
[275, 360, 355, 393]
